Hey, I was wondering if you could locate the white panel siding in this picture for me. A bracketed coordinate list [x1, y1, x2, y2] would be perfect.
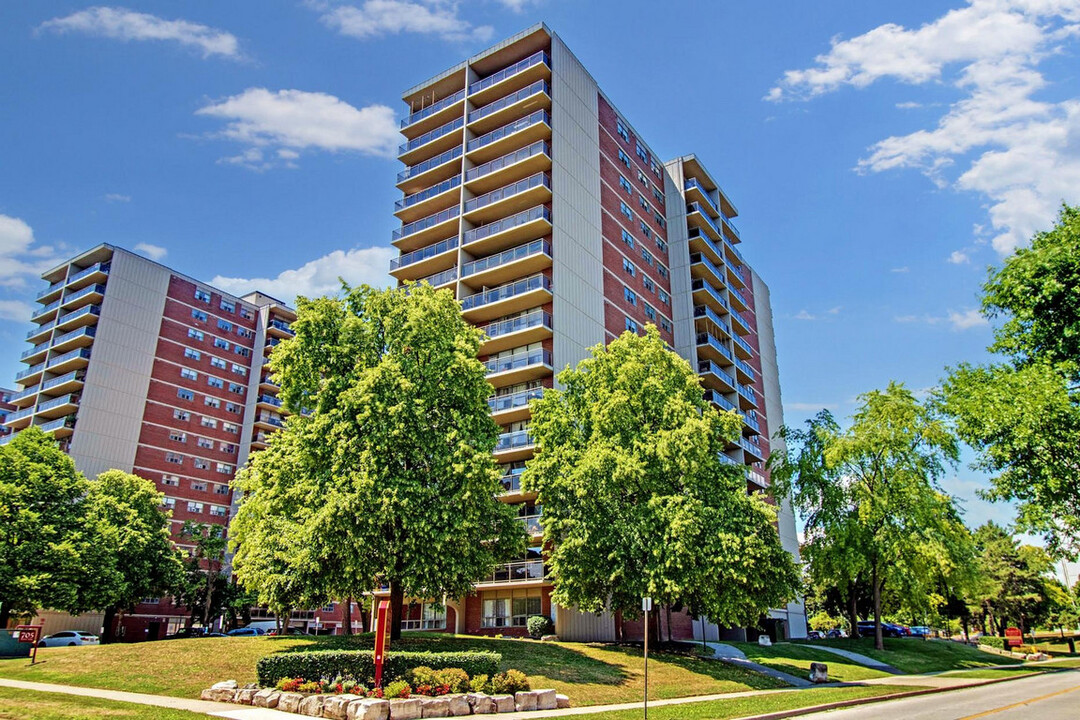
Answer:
[663, 159, 695, 364]
[554, 604, 616, 642]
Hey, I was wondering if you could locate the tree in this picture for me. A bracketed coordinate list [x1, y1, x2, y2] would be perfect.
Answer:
[942, 205, 1080, 556]
[968, 522, 1060, 636]
[177, 522, 228, 629]
[523, 327, 799, 632]
[85, 470, 183, 642]
[233, 283, 524, 640]
[772, 383, 970, 650]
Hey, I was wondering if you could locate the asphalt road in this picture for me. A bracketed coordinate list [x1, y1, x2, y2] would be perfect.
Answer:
[797, 670, 1080, 720]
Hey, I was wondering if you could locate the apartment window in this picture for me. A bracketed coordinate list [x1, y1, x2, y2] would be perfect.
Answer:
[210, 505, 227, 518]
[165, 452, 183, 465]
[216, 462, 234, 474]
[618, 176, 632, 193]
[214, 484, 230, 495]
[643, 276, 655, 293]
[210, 357, 226, 370]
[214, 338, 230, 350]
[197, 437, 213, 450]
[177, 389, 194, 402]
[169, 431, 187, 444]
[638, 193, 648, 210]
[644, 304, 657, 321]
[226, 403, 242, 414]
[640, 222, 652, 240]
[205, 397, 220, 409]
[228, 382, 244, 395]
[184, 348, 201, 361]
[234, 346, 250, 358]
[217, 319, 232, 332]
[207, 376, 224, 389]
[162, 475, 180, 487]
[658, 264, 669, 279]
[191, 309, 208, 322]
[636, 142, 648, 163]
[638, 169, 648, 186]
[654, 212, 666, 229]
[191, 480, 207, 491]
[201, 416, 217, 429]
[651, 159, 662, 177]
[231, 363, 246, 376]
[623, 287, 637, 306]
[621, 229, 635, 249]
[237, 328, 254, 339]
[480, 589, 541, 628]
[656, 238, 668, 254]
[239, 307, 253, 320]
[162, 497, 176, 509]
[180, 368, 198, 381]
[193, 458, 209, 470]
[622, 258, 635, 276]
[660, 317, 672, 333]
[619, 202, 633, 221]
[187, 502, 203, 514]
[220, 300, 235, 313]
[221, 443, 237, 454]
[615, 118, 629, 142]
[173, 409, 190, 422]
[223, 422, 239, 434]
[188, 328, 204, 341]
[653, 187, 665, 205]
[617, 148, 630, 168]
[194, 289, 211, 303]
[641, 248, 653, 266]
[659, 289, 670, 305]
[625, 317, 638, 333]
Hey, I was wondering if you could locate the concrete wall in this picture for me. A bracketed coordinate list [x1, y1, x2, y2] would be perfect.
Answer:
[662, 159, 695, 365]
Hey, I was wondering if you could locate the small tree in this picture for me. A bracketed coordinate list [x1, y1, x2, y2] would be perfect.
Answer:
[177, 522, 228, 629]
[523, 327, 799, 631]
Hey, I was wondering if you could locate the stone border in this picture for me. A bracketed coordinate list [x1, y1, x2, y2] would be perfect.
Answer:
[201, 681, 570, 719]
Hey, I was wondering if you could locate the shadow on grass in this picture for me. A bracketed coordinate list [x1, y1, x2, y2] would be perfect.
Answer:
[585, 644, 783, 690]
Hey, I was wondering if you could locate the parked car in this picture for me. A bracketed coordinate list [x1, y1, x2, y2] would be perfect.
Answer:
[165, 628, 207, 640]
[37, 630, 100, 647]
[826, 628, 848, 638]
[909, 626, 932, 637]
[856, 621, 904, 638]
[203, 632, 227, 638]
[807, 630, 823, 640]
[268, 627, 309, 636]
[226, 627, 265, 637]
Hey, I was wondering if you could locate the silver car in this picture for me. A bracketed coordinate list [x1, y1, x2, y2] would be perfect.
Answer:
[38, 630, 100, 647]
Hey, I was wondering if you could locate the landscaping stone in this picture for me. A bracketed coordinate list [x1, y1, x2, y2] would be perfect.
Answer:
[757, 635, 772, 646]
[466, 693, 495, 714]
[253, 689, 280, 708]
[540, 635, 559, 642]
[347, 698, 390, 720]
[279, 692, 305, 713]
[210, 688, 238, 702]
[236, 688, 258, 705]
[299, 694, 327, 716]
[323, 694, 362, 719]
[419, 696, 451, 717]
[491, 695, 515, 713]
[200, 689, 215, 701]
[445, 695, 470, 716]
[514, 691, 537, 712]
[555, 694, 570, 709]
[387, 698, 421, 719]
[212, 680, 239, 690]
[808, 662, 829, 683]
[534, 690, 557, 711]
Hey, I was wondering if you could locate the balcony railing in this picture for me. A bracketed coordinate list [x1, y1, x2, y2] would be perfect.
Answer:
[66, 261, 110, 286]
[687, 227, 725, 263]
[38, 415, 76, 433]
[725, 237, 745, 263]
[21, 341, 49, 360]
[36, 393, 78, 413]
[395, 175, 461, 212]
[724, 255, 748, 281]
[6, 406, 35, 423]
[461, 274, 551, 311]
[27, 320, 56, 339]
[687, 202, 724, 239]
[397, 146, 463, 183]
[689, 253, 727, 286]
[269, 319, 293, 335]
[738, 384, 757, 405]
[61, 283, 106, 306]
[46, 347, 92, 370]
[15, 362, 45, 381]
[51, 325, 96, 347]
[484, 348, 552, 376]
[721, 212, 741, 240]
[419, 267, 458, 287]
[256, 414, 284, 427]
[57, 304, 100, 325]
[463, 206, 551, 246]
[696, 331, 733, 361]
[258, 394, 282, 407]
[501, 469, 524, 493]
[733, 333, 754, 358]
[483, 308, 552, 341]
[41, 370, 84, 392]
[37, 282, 64, 300]
[489, 386, 544, 415]
[469, 51, 550, 95]
[684, 179, 720, 214]
[467, 111, 550, 153]
[739, 436, 763, 457]
[703, 388, 736, 412]
[719, 453, 740, 466]
[477, 559, 546, 584]
[466, 141, 550, 184]
[400, 88, 466, 129]
[519, 515, 542, 535]
[31, 299, 61, 319]
[468, 81, 549, 124]
[465, 173, 550, 215]
[748, 468, 768, 486]
[463, 239, 550, 278]
[391, 236, 459, 271]
[729, 286, 750, 308]
[496, 429, 534, 453]
[398, 116, 464, 155]
[698, 359, 736, 388]
[734, 358, 756, 382]
[694, 304, 733, 336]
[742, 413, 761, 433]
[392, 205, 459, 242]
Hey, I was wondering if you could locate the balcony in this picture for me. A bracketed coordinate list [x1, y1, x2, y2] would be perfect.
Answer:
[476, 559, 546, 586]
[484, 347, 553, 388]
[686, 202, 724, 243]
[466, 110, 551, 164]
[26, 320, 55, 344]
[684, 179, 721, 218]
[36, 281, 65, 303]
[50, 325, 96, 354]
[462, 205, 552, 256]
[418, 266, 458, 289]
[394, 175, 461, 223]
[734, 357, 756, 384]
[460, 273, 552, 323]
[254, 414, 284, 430]
[31, 298, 62, 322]
[721, 212, 741, 242]
[489, 386, 544, 424]
[696, 331, 734, 366]
[742, 412, 761, 435]
[465, 140, 551, 194]
[724, 255, 749, 289]
[392, 204, 460, 252]
[691, 278, 730, 316]
[250, 431, 271, 449]
[14, 362, 46, 386]
[740, 436, 764, 461]
[400, 88, 466, 136]
[35, 393, 79, 419]
[257, 394, 283, 409]
[703, 388, 737, 413]
[258, 374, 279, 393]
[466, 80, 551, 135]
[737, 383, 758, 410]
[40, 370, 85, 396]
[730, 308, 752, 336]
[4, 405, 36, 430]
[728, 285, 750, 312]
[54, 304, 100, 332]
[519, 514, 543, 537]
[480, 307, 552, 355]
[60, 283, 106, 311]
[469, 50, 551, 106]
[689, 252, 727, 290]
[698, 359, 736, 393]
[686, 227, 725, 267]
[463, 172, 551, 225]
[66, 261, 110, 290]
[693, 305, 733, 344]
[267, 318, 294, 338]
[462, 238, 551, 290]
[390, 236, 459, 281]
[398, 116, 465, 165]
[20, 341, 50, 364]
[38, 414, 76, 439]
[46, 347, 92, 375]
[733, 333, 754, 360]
[748, 468, 769, 488]
[494, 429, 534, 461]
[396, 145, 463, 194]
[8, 387, 39, 410]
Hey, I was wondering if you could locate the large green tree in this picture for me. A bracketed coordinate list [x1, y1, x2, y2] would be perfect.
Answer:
[772, 383, 970, 650]
[232, 283, 523, 639]
[177, 522, 228, 629]
[942, 205, 1080, 556]
[523, 327, 799, 633]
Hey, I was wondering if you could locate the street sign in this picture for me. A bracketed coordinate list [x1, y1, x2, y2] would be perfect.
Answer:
[1004, 627, 1021, 648]
[15, 625, 42, 664]
[641, 597, 652, 612]
[373, 600, 391, 688]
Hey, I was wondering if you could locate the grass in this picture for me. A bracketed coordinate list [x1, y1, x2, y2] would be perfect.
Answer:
[0, 633, 785, 707]
[583, 684, 924, 720]
[727, 642, 892, 682]
[795, 637, 1021, 673]
[0, 687, 212, 720]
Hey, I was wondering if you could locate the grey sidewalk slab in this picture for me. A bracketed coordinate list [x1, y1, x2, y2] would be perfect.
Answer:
[804, 645, 903, 674]
[706, 642, 814, 688]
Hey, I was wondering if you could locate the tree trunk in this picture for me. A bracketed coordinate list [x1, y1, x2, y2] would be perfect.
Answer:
[666, 605, 673, 644]
[848, 582, 860, 639]
[102, 606, 117, 644]
[389, 579, 404, 642]
[275, 612, 282, 636]
[203, 573, 215, 628]
[0, 604, 11, 630]
[961, 615, 970, 642]
[613, 609, 624, 642]
[872, 563, 884, 651]
[360, 598, 371, 634]
[343, 597, 353, 636]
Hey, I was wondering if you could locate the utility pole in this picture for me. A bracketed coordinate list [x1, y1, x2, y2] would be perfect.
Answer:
[642, 597, 652, 720]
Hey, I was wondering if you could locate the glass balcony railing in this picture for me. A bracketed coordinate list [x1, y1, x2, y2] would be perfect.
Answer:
[484, 348, 552, 376]
[419, 267, 458, 287]
[742, 413, 761, 433]
[703, 389, 737, 412]
[41, 370, 84, 392]
[36, 393, 78, 413]
[483, 308, 552, 340]
[733, 333, 754, 358]
[730, 309, 752, 333]
[51, 325, 96, 347]
[520, 514, 542, 535]
[734, 357, 756, 382]
[464, 173, 549, 214]
[478, 559, 546, 584]
[721, 212, 741, 240]
[468, 81, 549, 124]
[725, 237, 745, 263]
[9, 387, 38, 403]
[463, 239, 550, 278]
[698, 359, 736, 389]
[461, 274, 551, 311]
[496, 429, 534, 453]
[398, 116, 464, 156]
[719, 453, 740, 466]
[689, 253, 727, 285]
[465, 141, 549, 183]
[400, 88, 466, 129]
[470, 51, 550, 95]
[729, 286, 749, 308]
[258, 394, 282, 407]
[66, 261, 111, 286]
[61, 283, 106, 306]
[740, 437, 763, 457]
[395, 175, 461, 212]
[696, 329, 733, 362]
[690, 277, 729, 310]
[391, 236, 459, 271]
[38, 415, 76, 434]
[489, 386, 544, 415]
[684, 179, 720, 214]
[463, 206, 551, 246]
[738, 384, 757, 405]
[21, 341, 49, 360]
[269, 319, 293, 335]
[32, 299, 61, 319]
[724, 254, 748, 281]
[397, 146, 463, 183]
[687, 202, 724, 239]
[694, 303, 733, 334]
[46, 347, 92, 370]
[748, 468, 768, 486]
[57, 304, 100, 325]
[15, 362, 45, 381]
[687, 227, 725, 263]
[27, 320, 56, 339]
[6, 406, 35, 423]
[467, 110, 550, 153]
[392, 205, 460, 242]
[256, 414, 284, 427]
[37, 282, 64, 300]
[501, 467, 525, 493]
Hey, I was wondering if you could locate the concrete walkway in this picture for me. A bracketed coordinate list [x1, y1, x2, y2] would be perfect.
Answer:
[804, 644, 903, 674]
[706, 642, 814, 688]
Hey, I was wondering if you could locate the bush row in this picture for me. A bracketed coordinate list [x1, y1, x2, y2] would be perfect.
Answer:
[980, 636, 1004, 650]
[256, 650, 501, 687]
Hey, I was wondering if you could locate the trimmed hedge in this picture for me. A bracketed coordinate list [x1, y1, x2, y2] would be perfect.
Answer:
[256, 650, 501, 687]
[980, 636, 1004, 650]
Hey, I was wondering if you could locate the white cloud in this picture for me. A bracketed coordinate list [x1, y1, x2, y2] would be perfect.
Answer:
[769, 0, 1080, 256]
[196, 88, 399, 169]
[496, 0, 540, 10]
[0, 214, 60, 289]
[948, 308, 990, 329]
[827, 305, 842, 315]
[38, 6, 242, 59]
[785, 401, 841, 412]
[319, 1, 494, 42]
[793, 309, 816, 320]
[105, 193, 131, 202]
[890, 266, 910, 273]
[0, 300, 34, 323]
[896, 101, 924, 109]
[211, 246, 395, 303]
[948, 249, 971, 264]
[894, 314, 920, 323]
[134, 242, 168, 261]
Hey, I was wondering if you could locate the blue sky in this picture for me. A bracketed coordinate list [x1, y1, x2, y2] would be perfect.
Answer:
[2, 2, 1079, 574]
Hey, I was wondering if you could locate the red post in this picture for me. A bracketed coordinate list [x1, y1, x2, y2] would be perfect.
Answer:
[15, 625, 43, 664]
[374, 600, 391, 688]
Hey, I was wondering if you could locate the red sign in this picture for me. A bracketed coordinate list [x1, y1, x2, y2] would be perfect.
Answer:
[373, 600, 391, 688]
[15, 625, 43, 664]
[1004, 627, 1022, 647]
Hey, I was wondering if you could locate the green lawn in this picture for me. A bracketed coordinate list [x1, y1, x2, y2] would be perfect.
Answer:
[585, 684, 923, 720]
[728, 642, 892, 682]
[0, 687, 212, 720]
[795, 637, 1020, 673]
[0, 633, 784, 707]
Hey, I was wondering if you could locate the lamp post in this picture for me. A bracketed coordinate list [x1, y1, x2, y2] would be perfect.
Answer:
[642, 597, 652, 720]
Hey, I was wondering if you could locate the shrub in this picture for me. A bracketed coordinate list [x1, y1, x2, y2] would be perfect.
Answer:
[276, 677, 303, 692]
[297, 680, 324, 693]
[256, 650, 501, 687]
[408, 666, 438, 687]
[469, 674, 490, 694]
[434, 667, 470, 694]
[980, 636, 1004, 650]
[384, 680, 411, 699]
[526, 615, 554, 639]
[488, 669, 529, 694]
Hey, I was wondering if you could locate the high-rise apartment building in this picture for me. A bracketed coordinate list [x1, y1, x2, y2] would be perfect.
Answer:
[389, 24, 806, 641]
[0, 388, 14, 439]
